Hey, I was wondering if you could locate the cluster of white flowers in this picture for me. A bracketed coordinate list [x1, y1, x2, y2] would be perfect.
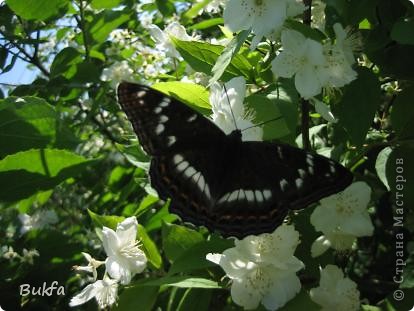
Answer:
[224, 0, 305, 49]
[105, 29, 134, 57]
[18, 210, 58, 235]
[1, 245, 39, 264]
[209, 76, 262, 141]
[207, 225, 304, 310]
[70, 217, 147, 309]
[147, 21, 195, 58]
[94, 1, 370, 310]
[271, 24, 358, 100]
[101, 60, 135, 89]
[310, 182, 374, 257]
[310, 265, 360, 310]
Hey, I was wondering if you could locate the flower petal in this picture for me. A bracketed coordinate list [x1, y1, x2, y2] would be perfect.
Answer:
[311, 235, 331, 257]
[69, 281, 103, 307]
[295, 65, 323, 99]
[262, 272, 301, 310]
[106, 256, 132, 285]
[230, 278, 262, 310]
[116, 217, 138, 246]
[102, 227, 120, 257]
[223, 0, 255, 32]
[271, 51, 301, 78]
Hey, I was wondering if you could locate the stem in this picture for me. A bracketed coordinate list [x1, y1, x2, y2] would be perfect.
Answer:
[301, 0, 312, 150]
[76, 0, 90, 60]
[0, 32, 50, 77]
[301, 98, 310, 150]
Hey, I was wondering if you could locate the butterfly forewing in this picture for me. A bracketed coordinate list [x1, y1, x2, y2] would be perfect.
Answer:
[117, 82, 225, 155]
[117, 82, 353, 239]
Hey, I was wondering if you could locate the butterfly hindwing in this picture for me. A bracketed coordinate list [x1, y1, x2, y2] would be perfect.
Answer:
[201, 141, 353, 237]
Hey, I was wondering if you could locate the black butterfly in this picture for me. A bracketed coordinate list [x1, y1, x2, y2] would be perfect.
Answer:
[117, 82, 353, 239]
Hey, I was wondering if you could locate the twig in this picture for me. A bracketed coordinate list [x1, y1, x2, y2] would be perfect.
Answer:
[75, 0, 90, 60]
[301, 0, 312, 150]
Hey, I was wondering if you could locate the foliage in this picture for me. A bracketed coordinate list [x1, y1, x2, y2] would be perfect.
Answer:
[0, 0, 413, 310]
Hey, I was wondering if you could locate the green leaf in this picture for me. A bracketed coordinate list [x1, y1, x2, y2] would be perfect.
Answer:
[245, 93, 289, 141]
[6, 0, 68, 20]
[87, 209, 125, 229]
[50, 47, 82, 78]
[267, 81, 300, 143]
[135, 194, 159, 217]
[89, 10, 131, 43]
[183, 0, 210, 21]
[391, 18, 414, 45]
[402, 250, 414, 289]
[144, 203, 178, 233]
[90, 0, 122, 9]
[189, 18, 224, 31]
[138, 224, 163, 269]
[117, 141, 150, 172]
[172, 38, 253, 82]
[155, 0, 175, 16]
[131, 276, 221, 289]
[375, 143, 414, 208]
[335, 67, 381, 147]
[391, 87, 414, 139]
[209, 30, 250, 85]
[152, 82, 211, 115]
[168, 237, 233, 275]
[0, 97, 56, 157]
[177, 288, 212, 311]
[375, 146, 392, 190]
[280, 289, 319, 311]
[162, 222, 204, 262]
[114, 286, 158, 311]
[0, 149, 97, 202]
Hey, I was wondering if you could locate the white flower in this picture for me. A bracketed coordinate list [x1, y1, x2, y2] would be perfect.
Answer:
[147, 21, 193, 58]
[310, 182, 374, 256]
[224, 0, 304, 48]
[2, 245, 19, 260]
[210, 76, 262, 141]
[21, 248, 40, 265]
[271, 29, 326, 99]
[310, 265, 360, 311]
[73, 252, 105, 281]
[207, 225, 304, 310]
[317, 23, 359, 92]
[18, 210, 58, 235]
[101, 60, 135, 89]
[102, 217, 147, 285]
[272, 25, 359, 99]
[138, 11, 154, 28]
[69, 277, 118, 309]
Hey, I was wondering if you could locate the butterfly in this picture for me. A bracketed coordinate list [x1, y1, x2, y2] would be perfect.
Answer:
[117, 82, 353, 239]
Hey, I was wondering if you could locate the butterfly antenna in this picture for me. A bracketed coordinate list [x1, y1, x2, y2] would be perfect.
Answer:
[241, 115, 284, 132]
[223, 84, 239, 130]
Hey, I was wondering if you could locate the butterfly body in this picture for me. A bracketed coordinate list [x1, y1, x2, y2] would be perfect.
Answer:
[118, 82, 353, 238]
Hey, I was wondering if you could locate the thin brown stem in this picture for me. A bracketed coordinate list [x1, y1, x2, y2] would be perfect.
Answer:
[301, 0, 312, 150]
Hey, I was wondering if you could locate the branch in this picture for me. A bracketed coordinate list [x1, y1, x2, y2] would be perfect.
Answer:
[301, 0, 312, 150]
[0, 30, 50, 77]
[75, 0, 90, 60]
